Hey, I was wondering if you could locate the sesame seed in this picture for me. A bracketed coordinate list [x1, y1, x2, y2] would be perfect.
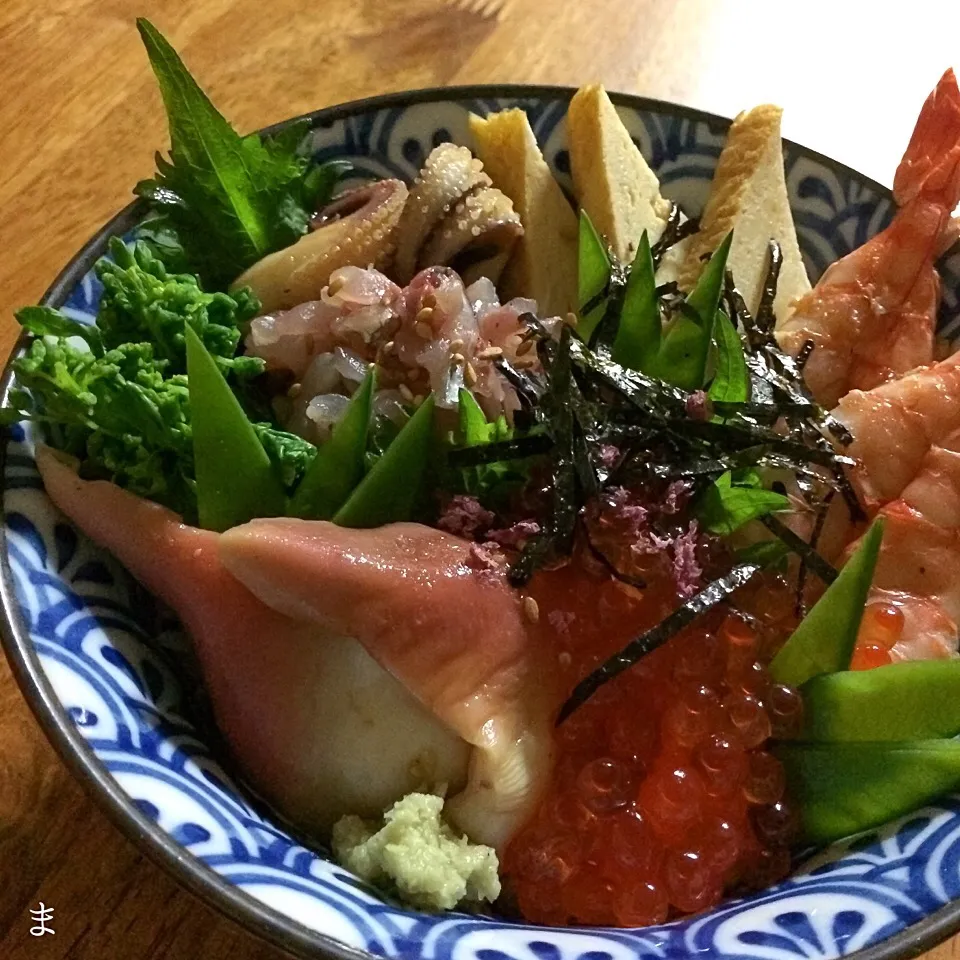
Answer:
[514, 356, 537, 368]
[522, 596, 540, 623]
[327, 277, 344, 297]
[450, 338, 464, 351]
[412, 394, 424, 407]
[565, 312, 579, 327]
[398, 383, 414, 402]
[383, 340, 395, 355]
[415, 321, 433, 339]
[416, 306, 435, 324]
[422, 292, 437, 309]
[478, 345, 503, 359]
[464, 361, 478, 387]
[287, 382, 302, 398]
[516, 338, 534, 356]
[451, 352, 465, 364]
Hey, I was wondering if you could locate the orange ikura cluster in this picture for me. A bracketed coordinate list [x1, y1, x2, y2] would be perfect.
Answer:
[506, 565, 802, 927]
[849, 601, 906, 670]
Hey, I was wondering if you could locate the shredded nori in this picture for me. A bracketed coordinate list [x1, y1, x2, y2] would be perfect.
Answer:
[490, 235, 862, 665]
[754, 239, 783, 334]
[557, 562, 761, 723]
[651, 205, 700, 269]
[448, 433, 552, 467]
[759, 513, 838, 584]
[494, 356, 544, 408]
[795, 489, 835, 617]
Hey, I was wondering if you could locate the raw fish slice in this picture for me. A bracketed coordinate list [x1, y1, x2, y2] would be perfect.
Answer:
[219, 517, 557, 849]
[36, 448, 469, 832]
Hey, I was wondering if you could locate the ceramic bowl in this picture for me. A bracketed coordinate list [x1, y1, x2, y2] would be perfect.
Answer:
[5, 86, 960, 960]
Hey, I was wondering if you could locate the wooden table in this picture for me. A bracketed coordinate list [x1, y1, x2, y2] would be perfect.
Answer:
[3, 0, 960, 956]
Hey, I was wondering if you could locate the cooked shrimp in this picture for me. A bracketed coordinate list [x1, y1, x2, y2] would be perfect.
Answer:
[776, 69, 960, 407]
[838, 388, 960, 662]
[834, 351, 960, 509]
[851, 498, 960, 663]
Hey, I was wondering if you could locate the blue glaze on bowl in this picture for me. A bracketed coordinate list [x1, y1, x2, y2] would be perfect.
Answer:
[5, 87, 960, 960]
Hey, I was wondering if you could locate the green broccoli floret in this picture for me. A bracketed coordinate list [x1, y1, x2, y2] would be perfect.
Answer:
[10, 240, 315, 521]
[96, 237, 263, 378]
[11, 338, 196, 517]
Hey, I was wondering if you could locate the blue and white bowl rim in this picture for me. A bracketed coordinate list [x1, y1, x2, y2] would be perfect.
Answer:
[3, 83, 960, 960]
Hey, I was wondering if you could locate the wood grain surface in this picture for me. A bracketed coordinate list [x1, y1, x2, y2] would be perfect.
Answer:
[4, 1, 960, 956]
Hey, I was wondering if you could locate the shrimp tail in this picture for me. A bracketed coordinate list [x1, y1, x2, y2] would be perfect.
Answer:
[893, 68, 960, 211]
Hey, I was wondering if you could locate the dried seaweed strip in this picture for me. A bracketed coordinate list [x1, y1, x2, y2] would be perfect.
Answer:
[651, 206, 699, 269]
[759, 513, 838, 584]
[795, 489, 835, 618]
[557, 562, 761, 722]
[448, 433, 553, 467]
[495, 357, 544, 408]
[755, 239, 783, 334]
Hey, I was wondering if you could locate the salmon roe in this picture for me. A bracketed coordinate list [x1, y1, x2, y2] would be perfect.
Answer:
[850, 601, 904, 670]
[505, 559, 802, 927]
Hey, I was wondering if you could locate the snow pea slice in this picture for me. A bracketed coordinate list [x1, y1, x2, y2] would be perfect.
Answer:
[777, 739, 960, 845]
[652, 231, 732, 390]
[801, 659, 960, 742]
[333, 394, 436, 528]
[458, 388, 494, 445]
[708, 309, 750, 403]
[185, 323, 285, 531]
[287, 365, 376, 520]
[769, 519, 884, 688]
[612, 230, 659, 371]
[577, 211, 611, 341]
[684, 231, 733, 329]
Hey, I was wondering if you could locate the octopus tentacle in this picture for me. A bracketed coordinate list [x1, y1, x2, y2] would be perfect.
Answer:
[393, 144, 492, 283]
[233, 179, 408, 312]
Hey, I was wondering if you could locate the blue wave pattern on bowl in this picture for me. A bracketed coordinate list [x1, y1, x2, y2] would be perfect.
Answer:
[7, 92, 960, 960]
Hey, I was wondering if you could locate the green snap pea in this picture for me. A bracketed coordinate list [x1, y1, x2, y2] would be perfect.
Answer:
[612, 230, 659, 371]
[652, 231, 732, 390]
[801, 659, 960, 742]
[577, 210, 611, 341]
[458, 388, 493, 445]
[333, 394, 436, 528]
[287, 366, 376, 520]
[777, 739, 960, 845]
[708, 309, 750, 403]
[185, 323, 285, 531]
[769, 518, 884, 688]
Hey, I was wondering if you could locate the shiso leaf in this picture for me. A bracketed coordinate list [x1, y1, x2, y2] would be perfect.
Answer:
[697, 471, 790, 535]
